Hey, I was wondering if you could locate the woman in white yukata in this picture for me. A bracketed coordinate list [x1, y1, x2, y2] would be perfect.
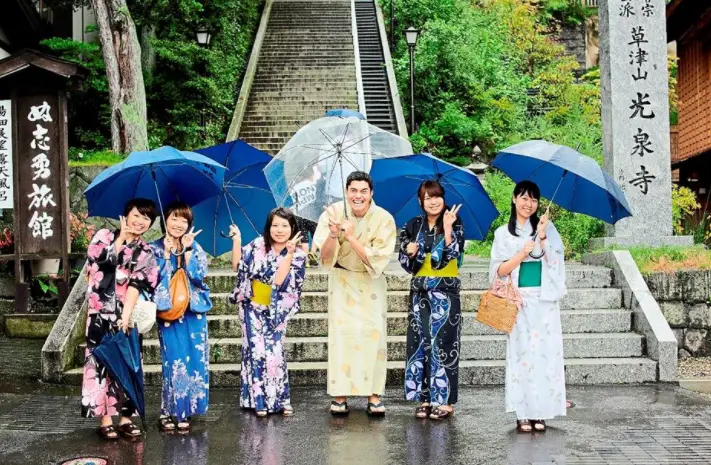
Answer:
[489, 180, 567, 433]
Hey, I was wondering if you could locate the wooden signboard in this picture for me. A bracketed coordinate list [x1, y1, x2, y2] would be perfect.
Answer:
[0, 49, 87, 312]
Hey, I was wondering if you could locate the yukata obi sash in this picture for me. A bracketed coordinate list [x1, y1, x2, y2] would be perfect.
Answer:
[518, 261, 542, 288]
[415, 253, 458, 278]
[251, 280, 272, 306]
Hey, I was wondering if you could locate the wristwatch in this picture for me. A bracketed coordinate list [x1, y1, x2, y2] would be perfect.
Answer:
[185, 245, 194, 252]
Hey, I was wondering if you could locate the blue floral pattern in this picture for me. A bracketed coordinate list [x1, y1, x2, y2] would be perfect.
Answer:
[150, 238, 211, 420]
[399, 215, 464, 406]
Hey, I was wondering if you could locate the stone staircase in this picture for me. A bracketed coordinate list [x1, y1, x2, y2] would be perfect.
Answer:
[238, 0, 360, 154]
[63, 259, 658, 386]
[354, 0, 397, 133]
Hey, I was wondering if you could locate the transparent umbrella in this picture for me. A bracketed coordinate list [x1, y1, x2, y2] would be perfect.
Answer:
[263, 115, 412, 222]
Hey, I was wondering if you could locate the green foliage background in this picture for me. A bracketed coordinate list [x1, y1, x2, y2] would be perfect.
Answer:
[42, 0, 263, 155]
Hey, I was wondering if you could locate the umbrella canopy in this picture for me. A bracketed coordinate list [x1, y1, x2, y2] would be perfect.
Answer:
[492, 140, 632, 224]
[92, 328, 145, 419]
[84, 146, 227, 219]
[370, 153, 499, 240]
[192, 140, 277, 256]
[324, 108, 365, 120]
[263, 116, 412, 222]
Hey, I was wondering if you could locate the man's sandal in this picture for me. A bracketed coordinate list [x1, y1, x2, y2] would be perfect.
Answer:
[158, 416, 176, 433]
[255, 410, 268, 418]
[415, 405, 431, 419]
[98, 425, 119, 440]
[330, 400, 349, 416]
[118, 421, 142, 438]
[516, 420, 532, 433]
[282, 405, 295, 417]
[366, 402, 386, 417]
[176, 420, 191, 433]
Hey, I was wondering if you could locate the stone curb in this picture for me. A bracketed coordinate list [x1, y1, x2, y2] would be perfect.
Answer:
[583, 250, 677, 382]
[226, 0, 274, 141]
[41, 261, 88, 383]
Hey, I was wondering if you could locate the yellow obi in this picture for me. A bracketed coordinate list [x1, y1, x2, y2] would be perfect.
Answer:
[251, 280, 272, 306]
[415, 253, 459, 278]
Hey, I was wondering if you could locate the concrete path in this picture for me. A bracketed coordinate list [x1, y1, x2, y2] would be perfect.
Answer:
[1, 383, 711, 464]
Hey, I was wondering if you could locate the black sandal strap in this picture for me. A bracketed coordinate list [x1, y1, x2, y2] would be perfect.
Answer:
[119, 422, 141, 436]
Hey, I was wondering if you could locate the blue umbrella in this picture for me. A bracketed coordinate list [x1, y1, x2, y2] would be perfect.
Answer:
[92, 328, 145, 421]
[192, 140, 277, 256]
[370, 153, 499, 240]
[84, 146, 227, 220]
[492, 140, 632, 224]
[324, 109, 365, 120]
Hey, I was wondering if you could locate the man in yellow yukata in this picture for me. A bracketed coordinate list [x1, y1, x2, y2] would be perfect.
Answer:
[313, 171, 397, 416]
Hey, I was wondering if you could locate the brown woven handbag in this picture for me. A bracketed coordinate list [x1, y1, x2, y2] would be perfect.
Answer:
[476, 277, 522, 334]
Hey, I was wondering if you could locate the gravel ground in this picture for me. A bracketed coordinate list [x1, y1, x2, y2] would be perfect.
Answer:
[679, 357, 711, 379]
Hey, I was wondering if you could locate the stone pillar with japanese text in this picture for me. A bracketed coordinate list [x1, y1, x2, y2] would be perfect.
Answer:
[595, 0, 692, 247]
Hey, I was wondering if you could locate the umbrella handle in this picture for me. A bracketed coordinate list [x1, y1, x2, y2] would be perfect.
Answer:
[150, 168, 169, 232]
[220, 231, 237, 238]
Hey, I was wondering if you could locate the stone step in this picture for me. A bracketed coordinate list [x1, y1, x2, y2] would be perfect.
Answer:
[247, 95, 357, 101]
[239, 131, 300, 139]
[251, 74, 357, 81]
[257, 59, 355, 65]
[139, 308, 630, 341]
[203, 266, 614, 293]
[124, 332, 642, 366]
[64, 357, 658, 386]
[204, 288, 622, 315]
[250, 85, 356, 92]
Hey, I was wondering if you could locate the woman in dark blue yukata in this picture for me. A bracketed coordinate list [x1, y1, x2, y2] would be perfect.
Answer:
[150, 201, 211, 434]
[398, 180, 465, 420]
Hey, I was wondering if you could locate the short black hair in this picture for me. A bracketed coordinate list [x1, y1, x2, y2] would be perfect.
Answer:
[161, 201, 193, 234]
[263, 207, 299, 251]
[346, 171, 373, 190]
[123, 198, 158, 224]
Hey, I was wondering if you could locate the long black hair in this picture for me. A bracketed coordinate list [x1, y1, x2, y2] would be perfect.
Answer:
[263, 207, 299, 251]
[508, 180, 540, 237]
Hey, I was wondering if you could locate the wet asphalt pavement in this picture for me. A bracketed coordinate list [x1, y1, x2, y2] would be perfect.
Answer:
[2, 383, 711, 465]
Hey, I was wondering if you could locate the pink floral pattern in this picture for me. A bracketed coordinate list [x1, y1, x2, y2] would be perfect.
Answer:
[81, 228, 158, 418]
[230, 236, 306, 413]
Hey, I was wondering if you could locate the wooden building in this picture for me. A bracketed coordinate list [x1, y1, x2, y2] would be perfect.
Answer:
[667, 0, 711, 208]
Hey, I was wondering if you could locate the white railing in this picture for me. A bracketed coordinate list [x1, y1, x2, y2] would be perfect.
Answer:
[584, 0, 598, 7]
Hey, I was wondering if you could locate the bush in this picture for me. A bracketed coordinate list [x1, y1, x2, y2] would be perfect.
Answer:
[386, 0, 602, 166]
[40, 37, 111, 150]
[671, 184, 700, 235]
[42, 0, 263, 154]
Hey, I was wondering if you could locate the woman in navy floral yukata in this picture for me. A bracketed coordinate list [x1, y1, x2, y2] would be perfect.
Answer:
[82, 198, 159, 440]
[230, 207, 307, 417]
[399, 180, 465, 421]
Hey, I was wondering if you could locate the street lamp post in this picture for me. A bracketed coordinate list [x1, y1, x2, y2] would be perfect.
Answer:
[405, 27, 419, 134]
[195, 27, 212, 137]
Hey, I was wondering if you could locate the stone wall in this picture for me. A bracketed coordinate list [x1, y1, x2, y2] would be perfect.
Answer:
[646, 270, 711, 358]
[557, 22, 587, 72]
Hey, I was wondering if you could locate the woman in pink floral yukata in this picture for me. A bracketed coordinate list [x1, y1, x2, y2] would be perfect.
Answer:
[230, 207, 307, 417]
[82, 198, 159, 440]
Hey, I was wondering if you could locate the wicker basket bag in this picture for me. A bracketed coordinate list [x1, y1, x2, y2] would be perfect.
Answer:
[476, 276, 522, 334]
